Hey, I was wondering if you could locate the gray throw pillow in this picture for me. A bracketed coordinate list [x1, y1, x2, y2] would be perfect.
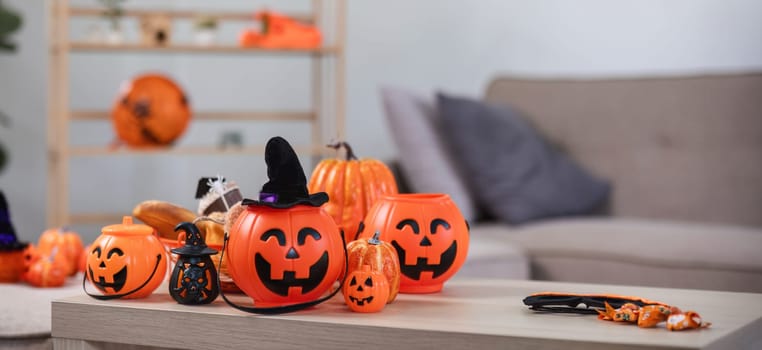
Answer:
[380, 87, 479, 221]
[437, 93, 610, 224]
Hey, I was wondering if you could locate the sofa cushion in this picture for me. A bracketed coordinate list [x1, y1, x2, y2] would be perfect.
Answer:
[380, 87, 479, 221]
[436, 93, 610, 224]
[484, 74, 762, 227]
[470, 218, 762, 292]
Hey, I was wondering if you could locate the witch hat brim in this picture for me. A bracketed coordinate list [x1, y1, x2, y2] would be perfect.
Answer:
[243, 136, 329, 209]
[171, 222, 218, 256]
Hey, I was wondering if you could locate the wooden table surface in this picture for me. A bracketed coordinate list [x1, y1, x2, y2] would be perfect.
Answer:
[52, 279, 762, 350]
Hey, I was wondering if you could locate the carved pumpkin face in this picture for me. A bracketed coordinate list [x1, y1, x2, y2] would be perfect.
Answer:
[85, 217, 167, 299]
[111, 74, 191, 148]
[227, 205, 344, 306]
[342, 265, 390, 313]
[359, 194, 469, 293]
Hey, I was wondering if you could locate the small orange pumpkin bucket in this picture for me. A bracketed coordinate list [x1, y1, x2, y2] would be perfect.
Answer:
[84, 216, 167, 299]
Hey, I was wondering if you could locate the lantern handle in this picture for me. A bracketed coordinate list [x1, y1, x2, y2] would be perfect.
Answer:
[216, 229, 349, 315]
[82, 254, 163, 300]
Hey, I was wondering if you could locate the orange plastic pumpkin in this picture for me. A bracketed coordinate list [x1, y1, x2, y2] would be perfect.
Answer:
[21, 244, 40, 279]
[85, 217, 167, 299]
[111, 74, 191, 148]
[308, 142, 398, 238]
[342, 265, 390, 313]
[227, 205, 345, 306]
[37, 227, 83, 276]
[25, 249, 68, 288]
[78, 243, 90, 273]
[358, 193, 469, 293]
[345, 231, 400, 303]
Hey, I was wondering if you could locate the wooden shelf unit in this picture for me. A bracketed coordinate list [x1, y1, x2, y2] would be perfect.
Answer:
[47, 0, 346, 227]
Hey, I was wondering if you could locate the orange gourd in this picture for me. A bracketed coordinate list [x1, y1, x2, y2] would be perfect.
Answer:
[308, 142, 398, 239]
[85, 217, 167, 299]
[342, 265, 390, 313]
[345, 231, 400, 303]
[358, 193, 469, 294]
[37, 227, 83, 276]
[25, 248, 68, 288]
[227, 205, 345, 306]
[111, 74, 191, 148]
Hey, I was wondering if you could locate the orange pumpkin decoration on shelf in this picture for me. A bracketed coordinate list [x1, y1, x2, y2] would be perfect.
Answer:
[25, 248, 68, 288]
[111, 74, 191, 148]
[345, 231, 400, 303]
[308, 141, 398, 240]
[342, 265, 390, 313]
[85, 216, 167, 299]
[358, 193, 469, 294]
[37, 227, 84, 276]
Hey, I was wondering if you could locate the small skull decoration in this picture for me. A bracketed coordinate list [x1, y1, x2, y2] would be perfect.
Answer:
[170, 222, 219, 305]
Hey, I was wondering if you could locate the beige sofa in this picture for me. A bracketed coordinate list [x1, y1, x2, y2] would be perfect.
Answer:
[442, 73, 762, 292]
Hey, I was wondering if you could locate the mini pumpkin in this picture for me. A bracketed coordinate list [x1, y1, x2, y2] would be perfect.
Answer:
[358, 193, 469, 293]
[111, 74, 191, 148]
[25, 249, 68, 288]
[85, 216, 167, 299]
[308, 141, 398, 239]
[37, 227, 83, 276]
[342, 265, 390, 313]
[345, 231, 400, 303]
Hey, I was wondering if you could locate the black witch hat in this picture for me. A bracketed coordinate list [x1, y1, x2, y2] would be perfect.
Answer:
[0, 190, 28, 252]
[241, 136, 328, 209]
[171, 222, 217, 256]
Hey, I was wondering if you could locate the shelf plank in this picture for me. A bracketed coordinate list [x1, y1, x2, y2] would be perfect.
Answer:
[70, 110, 316, 121]
[68, 7, 313, 23]
[68, 213, 126, 225]
[67, 144, 330, 157]
[68, 42, 338, 55]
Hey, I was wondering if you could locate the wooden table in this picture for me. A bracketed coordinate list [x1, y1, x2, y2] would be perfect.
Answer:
[52, 279, 762, 350]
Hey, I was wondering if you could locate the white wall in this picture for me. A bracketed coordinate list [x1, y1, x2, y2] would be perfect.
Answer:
[2, 0, 761, 243]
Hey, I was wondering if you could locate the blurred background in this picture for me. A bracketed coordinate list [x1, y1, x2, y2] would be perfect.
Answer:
[1, 0, 761, 243]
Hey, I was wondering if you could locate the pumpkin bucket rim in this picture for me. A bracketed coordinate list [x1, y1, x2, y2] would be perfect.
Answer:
[379, 193, 451, 202]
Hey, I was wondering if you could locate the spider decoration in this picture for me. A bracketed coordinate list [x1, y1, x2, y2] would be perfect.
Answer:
[169, 222, 219, 305]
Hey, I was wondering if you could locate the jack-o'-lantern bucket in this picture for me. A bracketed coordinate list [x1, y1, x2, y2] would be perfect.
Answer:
[84, 216, 167, 299]
[358, 193, 469, 293]
[221, 137, 346, 314]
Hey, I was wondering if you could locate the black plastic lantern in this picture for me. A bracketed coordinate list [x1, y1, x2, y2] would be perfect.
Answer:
[169, 222, 219, 305]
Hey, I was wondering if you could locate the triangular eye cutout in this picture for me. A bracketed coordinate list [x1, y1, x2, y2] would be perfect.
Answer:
[364, 277, 373, 287]
[349, 276, 357, 286]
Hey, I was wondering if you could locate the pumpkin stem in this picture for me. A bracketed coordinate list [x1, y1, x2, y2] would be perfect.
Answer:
[369, 231, 381, 245]
[326, 141, 358, 161]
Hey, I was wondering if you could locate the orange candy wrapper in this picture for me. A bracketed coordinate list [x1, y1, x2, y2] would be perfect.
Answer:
[597, 301, 709, 331]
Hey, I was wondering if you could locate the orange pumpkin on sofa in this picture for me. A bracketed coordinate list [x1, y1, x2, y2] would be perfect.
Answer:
[25, 249, 68, 288]
[85, 217, 167, 299]
[37, 227, 83, 276]
[111, 74, 191, 148]
[358, 193, 469, 293]
[308, 141, 398, 239]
